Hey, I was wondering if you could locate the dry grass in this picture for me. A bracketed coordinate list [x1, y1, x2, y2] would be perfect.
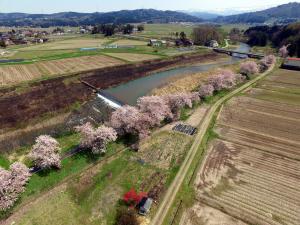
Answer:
[0, 55, 124, 86]
[139, 131, 193, 169]
[0, 113, 70, 159]
[104, 52, 160, 62]
[151, 62, 240, 96]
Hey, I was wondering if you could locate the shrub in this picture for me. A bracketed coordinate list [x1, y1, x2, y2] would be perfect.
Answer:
[29, 135, 61, 169]
[123, 188, 147, 206]
[76, 123, 117, 154]
[115, 207, 139, 225]
[0, 163, 31, 211]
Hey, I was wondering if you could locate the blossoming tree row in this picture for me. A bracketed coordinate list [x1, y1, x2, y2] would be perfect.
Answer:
[0, 54, 277, 211]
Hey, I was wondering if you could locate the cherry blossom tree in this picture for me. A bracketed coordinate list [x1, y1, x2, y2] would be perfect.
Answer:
[76, 122, 117, 154]
[260, 55, 276, 72]
[137, 96, 172, 127]
[240, 61, 259, 76]
[200, 70, 246, 98]
[111, 93, 200, 148]
[164, 92, 200, 120]
[110, 105, 151, 140]
[29, 135, 61, 169]
[279, 45, 289, 58]
[199, 84, 214, 98]
[234, 73, 247, 84]
[0, 163, 31, 211]
[208, 69, 244, 91]
[220, 70, 238, 89]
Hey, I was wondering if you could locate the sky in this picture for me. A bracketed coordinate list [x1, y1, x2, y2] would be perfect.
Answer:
[0, 0, 300, 14]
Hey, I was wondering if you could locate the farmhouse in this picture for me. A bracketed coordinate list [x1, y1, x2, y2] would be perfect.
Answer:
[282, 58, 300, 71]
[149, 39, 166, 47]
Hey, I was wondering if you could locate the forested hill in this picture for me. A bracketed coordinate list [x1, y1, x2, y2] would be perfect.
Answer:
[215, 2, 300, 23]
[0, 9, 202, 27]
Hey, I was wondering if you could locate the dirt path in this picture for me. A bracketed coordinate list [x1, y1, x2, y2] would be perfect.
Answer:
[150, 63, 276, 225]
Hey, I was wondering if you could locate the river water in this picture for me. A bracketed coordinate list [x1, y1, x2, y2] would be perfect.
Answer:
[104, 43, 250, 105]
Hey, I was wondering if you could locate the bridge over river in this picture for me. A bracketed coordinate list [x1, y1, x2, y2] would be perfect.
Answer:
[213, 48, 265, 59]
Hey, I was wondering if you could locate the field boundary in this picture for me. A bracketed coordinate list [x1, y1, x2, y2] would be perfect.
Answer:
[150, 63, 276, 225]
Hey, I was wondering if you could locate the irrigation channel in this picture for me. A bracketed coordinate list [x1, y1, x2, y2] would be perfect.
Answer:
[103, 43, 250, 105]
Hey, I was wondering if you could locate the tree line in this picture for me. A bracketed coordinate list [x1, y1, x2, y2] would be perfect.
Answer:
[191, 25, 225, 45]
[245, 22, 300, 57]
[91, 24, 144, 36]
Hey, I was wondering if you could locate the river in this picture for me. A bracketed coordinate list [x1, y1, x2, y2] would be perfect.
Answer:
[103, 43, 251, 105]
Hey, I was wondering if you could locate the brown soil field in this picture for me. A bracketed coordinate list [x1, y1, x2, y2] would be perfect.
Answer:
[247, 88, 300, 106]
[217, 97, 300, 159]
[0, 55, 124, 86]
[196, 139, 300, 225]
[187, 69, 300, 225]
[180, 203, 247, 225]
[104, 53, 160, 62]
[0, 52, 219, 151]
[111, 39, 147, 46]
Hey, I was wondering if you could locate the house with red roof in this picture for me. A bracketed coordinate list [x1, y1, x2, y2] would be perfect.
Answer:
[282, 58, 300, 71]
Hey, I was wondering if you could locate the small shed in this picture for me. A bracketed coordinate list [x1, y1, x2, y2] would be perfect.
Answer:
[208, 40, 219, 48]
[149, 39, 165, 47]
[138, 197, 153, 216]
[281, 58, 300, 71]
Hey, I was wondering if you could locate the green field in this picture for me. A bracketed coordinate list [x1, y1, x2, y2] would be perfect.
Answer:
[136, 23, 196, 39]
[220, 23, 251, 33]
[1, 130, 193, 225]
[0, 23, 241, 64]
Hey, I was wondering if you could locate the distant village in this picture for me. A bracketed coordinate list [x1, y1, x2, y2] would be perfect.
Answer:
[0, 23, 219, 51]
[0, 26, 94, 48]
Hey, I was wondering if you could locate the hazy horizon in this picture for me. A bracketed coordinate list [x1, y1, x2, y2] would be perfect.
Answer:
[1, 0, 299, 14]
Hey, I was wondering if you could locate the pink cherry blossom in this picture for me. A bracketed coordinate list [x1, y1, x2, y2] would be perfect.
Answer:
[29, 135, 61, 169]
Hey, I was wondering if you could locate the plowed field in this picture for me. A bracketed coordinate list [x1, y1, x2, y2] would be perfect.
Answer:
[0, 55, 123, 86]
[191, 69, 300, 225]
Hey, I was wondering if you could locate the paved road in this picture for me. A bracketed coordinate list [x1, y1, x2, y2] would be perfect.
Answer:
[150, 63, 276, 225]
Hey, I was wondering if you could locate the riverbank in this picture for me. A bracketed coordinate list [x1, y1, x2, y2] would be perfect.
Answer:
[151, 61, 241, 96]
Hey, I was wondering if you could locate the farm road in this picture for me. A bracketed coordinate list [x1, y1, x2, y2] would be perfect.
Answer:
[150, 63, 276, 225]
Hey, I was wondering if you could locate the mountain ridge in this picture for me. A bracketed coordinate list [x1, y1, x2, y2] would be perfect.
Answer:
[0, 9, 202, 27]
[215, 2, 300, 23]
